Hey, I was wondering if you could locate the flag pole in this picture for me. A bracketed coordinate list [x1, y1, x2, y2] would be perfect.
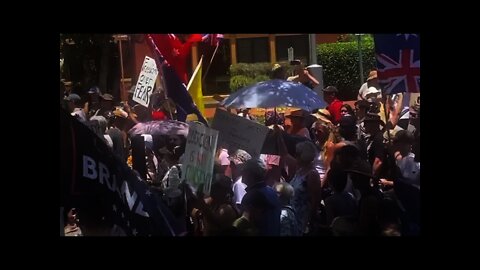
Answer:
[159, 68, 174, 120]
[146, 34, 174, 120]
[202, 43, 220, 81]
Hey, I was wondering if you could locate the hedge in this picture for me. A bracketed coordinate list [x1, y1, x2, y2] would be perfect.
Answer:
[317, 38, 376, 101]
[229, 37, 376, 99]
[229, 62, 296, 92]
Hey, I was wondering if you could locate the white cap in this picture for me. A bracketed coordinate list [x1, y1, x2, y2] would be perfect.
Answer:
[362, 86, 381, 100]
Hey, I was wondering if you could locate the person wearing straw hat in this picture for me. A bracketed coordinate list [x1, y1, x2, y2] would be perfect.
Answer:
[285, 109, 311, 140]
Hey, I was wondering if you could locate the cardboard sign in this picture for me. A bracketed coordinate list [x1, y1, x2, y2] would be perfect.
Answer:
[133, 56, 158, 107]
[182, 122, 218, 196]
[211, 109, 269, 157]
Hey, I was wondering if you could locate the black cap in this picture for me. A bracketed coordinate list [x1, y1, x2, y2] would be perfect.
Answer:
[322, 86, 338, 93]
[355, 100, 370, 109]
[393, 130, 414, 144]
[339, 115, 356, 128]
[345, 158, 373, 178]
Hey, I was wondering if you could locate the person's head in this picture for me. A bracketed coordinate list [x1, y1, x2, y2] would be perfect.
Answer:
[323, 86, 338, 104]
[355, 100, 370, 120]
[340, 104, 355, 117]
[274, 182, 294, 206]
[312, 121, 330, 145]
[241, 158, 267, 187]
[271, 63, 286, 80]
[366, 70, 379, 88]
[210, 175, 233, 204]
[338, 115, 357, 140]
[290, 59, 304, 74]
[89, 116, 108, 133]
[295, 141, 317, 166]
[345, 159, 373, 192]
[88, 86, 101, 101]
[363, 87, 381, 103]
[331, 144, 360, 171]
[285, 110, 306, 129]
[100, 93, 114, 110]
[312, 109, 333, 125]
[363, 113, 384, 135]
[65, 94, 82, 112]
[229, 149, 252, 180]
[393, 130, 414, 156]
[327, 168, 349, 193]
[167, 135, 184, 149]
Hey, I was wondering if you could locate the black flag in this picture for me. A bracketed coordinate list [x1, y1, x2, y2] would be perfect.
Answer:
[60, 107, 185, 236]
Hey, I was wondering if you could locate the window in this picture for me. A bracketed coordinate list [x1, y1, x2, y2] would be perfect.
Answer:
[236, 37, 269, 63]
[275, 35, 309, 64]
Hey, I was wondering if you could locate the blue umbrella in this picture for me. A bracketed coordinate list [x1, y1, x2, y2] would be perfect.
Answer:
[220, 79, 327, 111]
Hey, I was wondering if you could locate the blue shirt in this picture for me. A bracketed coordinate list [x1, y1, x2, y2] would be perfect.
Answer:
[243, 182, 281, 236]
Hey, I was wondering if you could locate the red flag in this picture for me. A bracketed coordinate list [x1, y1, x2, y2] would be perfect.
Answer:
[149, 34, 198, 85]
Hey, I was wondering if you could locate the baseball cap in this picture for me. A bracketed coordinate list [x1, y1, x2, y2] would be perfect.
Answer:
[65, 93, 81, 102]
[88, 86, 100, 94]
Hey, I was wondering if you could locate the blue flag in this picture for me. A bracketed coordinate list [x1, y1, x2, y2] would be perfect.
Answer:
[374, 34, 420, 95]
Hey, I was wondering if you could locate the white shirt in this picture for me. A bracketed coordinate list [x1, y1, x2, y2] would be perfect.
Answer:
[232, 177, 247, 205]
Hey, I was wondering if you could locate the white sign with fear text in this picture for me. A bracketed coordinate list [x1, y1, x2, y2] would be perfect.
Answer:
[133, 56, 158, 107]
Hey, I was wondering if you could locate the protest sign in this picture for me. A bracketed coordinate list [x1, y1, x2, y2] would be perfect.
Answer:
[211, 109, 269, 157]
[133, 56, 158, 107]
[181, 122, 218, 196]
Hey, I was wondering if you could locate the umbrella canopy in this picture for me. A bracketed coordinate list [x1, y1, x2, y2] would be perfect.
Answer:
[220, 79, 327, 111]
[128, 120, 189, 137]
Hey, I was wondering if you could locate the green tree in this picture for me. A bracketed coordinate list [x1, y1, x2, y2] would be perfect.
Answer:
[60, 34, 116, 94]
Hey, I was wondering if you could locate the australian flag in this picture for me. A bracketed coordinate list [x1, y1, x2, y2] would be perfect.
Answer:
[374, 34, 420, 95]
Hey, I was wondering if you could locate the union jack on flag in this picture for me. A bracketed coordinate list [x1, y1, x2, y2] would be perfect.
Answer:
[374, 34, 420, 95]
[202, 34, 224, 46]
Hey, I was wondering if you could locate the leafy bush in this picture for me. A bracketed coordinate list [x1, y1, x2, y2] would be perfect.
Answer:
[254, 74, 270, 82]
[230, 75, 255, 91]
[230, 62, 289, 92]
[317, 37, 376, 101]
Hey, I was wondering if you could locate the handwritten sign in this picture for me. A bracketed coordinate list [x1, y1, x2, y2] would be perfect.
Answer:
[133, 56, 158, 107]
[182, 122, 218, 196]
[211, 109, 269, 157]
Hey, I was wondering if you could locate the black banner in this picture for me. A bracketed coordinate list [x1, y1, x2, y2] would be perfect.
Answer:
[60, 107, 185, 236]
